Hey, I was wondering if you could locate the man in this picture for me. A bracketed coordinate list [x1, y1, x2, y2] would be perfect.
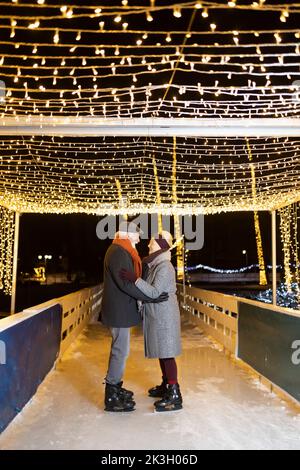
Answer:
[101, 221, 168, 412]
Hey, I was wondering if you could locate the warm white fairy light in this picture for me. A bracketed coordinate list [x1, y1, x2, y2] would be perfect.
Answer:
[2, 1, 300, 20]
[292, 204, 300, 296]
[53, 29, 59, 44]
[28, 20, 40, 29]
[94, 8, 102, 17]
[173, 7, 182, 18]
[0, 0, 299, 218]
[246, 139, 267, 286]
[0, 207, 15, 296]
[279, 206, 293, 292]
[0, 135, 299, 215]
[280, 9, 289, 23]
[146, 11, 153, 22]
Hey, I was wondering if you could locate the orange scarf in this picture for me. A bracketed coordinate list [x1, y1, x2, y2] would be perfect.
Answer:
[113, 237, 142, 278]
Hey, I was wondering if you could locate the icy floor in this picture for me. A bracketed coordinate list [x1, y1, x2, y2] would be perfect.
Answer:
[0, 320, 300, 450]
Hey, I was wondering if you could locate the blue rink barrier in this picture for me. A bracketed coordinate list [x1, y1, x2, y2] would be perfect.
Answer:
[0, 304, 62, 433]
[237, 301, 300, 403]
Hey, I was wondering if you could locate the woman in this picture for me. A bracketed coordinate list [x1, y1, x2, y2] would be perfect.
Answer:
[120, 231, 183, 412]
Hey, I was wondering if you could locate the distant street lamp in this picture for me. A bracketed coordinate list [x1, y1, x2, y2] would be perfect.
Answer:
[242, 249, 248, 266]
[38, 255, 52, 261]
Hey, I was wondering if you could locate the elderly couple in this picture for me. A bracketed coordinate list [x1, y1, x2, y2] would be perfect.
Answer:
[100, 222, 183, 413]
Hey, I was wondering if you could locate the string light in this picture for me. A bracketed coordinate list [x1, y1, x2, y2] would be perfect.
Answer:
[53, 28, 59, 44]
[0, 135, 299, 214]
[173, 7, 182, 18]
[280, 9, 289, 23]
[146, 11, 153, 22]
[116, 179, 128, 220]
[152, 156, 163, 233]
[0, 0, 299, 220]
[279, 203, 300, 295]
[172, 137, 184, 281]
[2, 2, 299, 22]
[188, 263, 262, 274]
[28, 20, 40, 29]
[292, 203, 300, 300]
[60, 6, 73, 19]
[279, 205, 293, 292]
[0, 206, 15, 296]
[256, 282, 300, 310]
[246, 139, 268, 286]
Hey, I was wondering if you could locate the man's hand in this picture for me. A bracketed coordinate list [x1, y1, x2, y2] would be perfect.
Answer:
[119, 268, 137, 283]
[143, 292, 169, 304]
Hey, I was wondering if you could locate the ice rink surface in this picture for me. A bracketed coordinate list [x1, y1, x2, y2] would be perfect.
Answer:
[0, 320, 300, 451]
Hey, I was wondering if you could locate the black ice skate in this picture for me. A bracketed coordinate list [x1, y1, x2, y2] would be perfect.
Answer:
[154, 383, 183, 412]
[117, 381, 135, 402]
[148, 378, 168, 398]
[105, 383, 135, 412]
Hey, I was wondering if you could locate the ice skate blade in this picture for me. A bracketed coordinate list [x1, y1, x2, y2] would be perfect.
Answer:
[154, 404, 183, 413]
[104, 407, 135, 413]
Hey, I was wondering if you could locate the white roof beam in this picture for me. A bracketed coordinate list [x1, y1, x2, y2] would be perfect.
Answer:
[1, 117, 300, 137]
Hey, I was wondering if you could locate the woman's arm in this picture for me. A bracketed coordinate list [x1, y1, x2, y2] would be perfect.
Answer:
[135, 263, 171, 299]
[109, 248, 158, 302]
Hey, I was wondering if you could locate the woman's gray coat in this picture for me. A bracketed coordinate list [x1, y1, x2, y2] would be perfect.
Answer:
[135, 251, 182, 359]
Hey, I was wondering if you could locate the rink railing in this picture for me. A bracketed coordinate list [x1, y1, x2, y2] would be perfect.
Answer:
[0, 284, 103, 432]
[177, 284, 238, 354]
[24, 284, 103, 357]
[177, 284, 300, 406]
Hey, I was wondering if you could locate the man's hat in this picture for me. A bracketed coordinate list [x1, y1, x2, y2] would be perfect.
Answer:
[119, 221, 144, 235]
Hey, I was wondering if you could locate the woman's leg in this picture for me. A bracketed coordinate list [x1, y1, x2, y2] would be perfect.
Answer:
[160, 358, 178, 385]
[154, 358, 182, 411]
[148, 359, 168, 397]
[159, 358, 167, 380]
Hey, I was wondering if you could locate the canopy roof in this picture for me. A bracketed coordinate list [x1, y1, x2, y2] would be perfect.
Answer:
[0, 1, 300, 215]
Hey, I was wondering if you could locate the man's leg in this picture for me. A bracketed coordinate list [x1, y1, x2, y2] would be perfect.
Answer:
[106, 327, 130, 385]
[104, 327, 134, 412]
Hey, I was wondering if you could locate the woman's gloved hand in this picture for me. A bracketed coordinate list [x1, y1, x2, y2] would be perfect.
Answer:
[119, 270, 169, 303]
[144, 292, 169, 303]
[119, 268, 138, 283]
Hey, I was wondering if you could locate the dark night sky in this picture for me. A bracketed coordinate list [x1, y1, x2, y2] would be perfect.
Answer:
[18, 210, 279, 277]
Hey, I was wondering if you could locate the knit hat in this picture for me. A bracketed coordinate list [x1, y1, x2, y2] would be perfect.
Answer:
[154, 231, 173, 250]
